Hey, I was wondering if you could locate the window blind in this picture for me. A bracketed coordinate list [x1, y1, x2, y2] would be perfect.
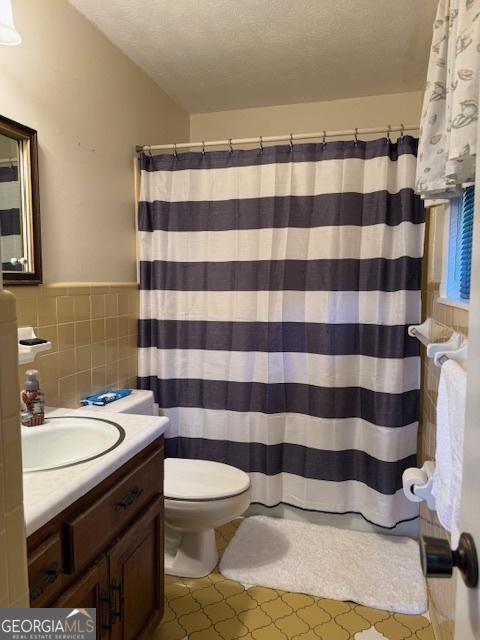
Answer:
[459, 185, 474, 301]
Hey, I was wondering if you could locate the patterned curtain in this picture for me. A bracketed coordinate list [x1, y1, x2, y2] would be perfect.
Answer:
[0, 164, 22, 271]
[416, 0, 480, 200]
[138, 138, 425, 528]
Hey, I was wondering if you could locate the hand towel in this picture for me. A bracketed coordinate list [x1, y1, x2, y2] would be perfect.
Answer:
[432, 359, 467, 546]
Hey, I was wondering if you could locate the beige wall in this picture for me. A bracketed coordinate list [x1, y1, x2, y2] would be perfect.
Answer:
[190, 91, 423, 142]
[0, 291, 29, 607]
[419, 210, 469, 640]
[0, 0, 188, 605]
[0, 0, 189, 283]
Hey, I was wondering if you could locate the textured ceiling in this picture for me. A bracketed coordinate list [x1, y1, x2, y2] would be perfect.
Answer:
[69, 0, 437, 113]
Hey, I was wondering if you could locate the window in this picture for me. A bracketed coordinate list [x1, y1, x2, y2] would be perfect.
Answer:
[441, 186, 475, 307]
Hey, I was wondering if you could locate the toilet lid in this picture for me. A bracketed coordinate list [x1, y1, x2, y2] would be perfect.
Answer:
[164, 458, 250, 500]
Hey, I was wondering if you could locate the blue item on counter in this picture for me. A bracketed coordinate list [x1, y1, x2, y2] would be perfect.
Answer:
[81, 389, 132, 407]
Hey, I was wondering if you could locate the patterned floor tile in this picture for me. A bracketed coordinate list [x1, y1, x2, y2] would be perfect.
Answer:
[153, 520, 434, 640]
[354, 629, 389, 639]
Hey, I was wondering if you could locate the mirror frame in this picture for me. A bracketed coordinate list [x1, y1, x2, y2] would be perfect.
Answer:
[0, 115, 42, 285]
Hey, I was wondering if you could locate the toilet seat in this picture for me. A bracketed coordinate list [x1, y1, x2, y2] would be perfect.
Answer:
[165, 458, 250, 501]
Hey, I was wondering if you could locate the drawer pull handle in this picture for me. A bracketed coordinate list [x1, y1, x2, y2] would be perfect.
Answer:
[110, 581, 124, 622]
[115, 486, 143, 511]
[101, 590, 113, 630]
[30, 562, 62, 601]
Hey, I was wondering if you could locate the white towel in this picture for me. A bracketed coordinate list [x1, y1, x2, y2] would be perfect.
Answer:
[432, 359, 467, 546]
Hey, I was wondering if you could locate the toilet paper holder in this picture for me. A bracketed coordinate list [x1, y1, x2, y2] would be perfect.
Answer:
[402, 461, 436, 510]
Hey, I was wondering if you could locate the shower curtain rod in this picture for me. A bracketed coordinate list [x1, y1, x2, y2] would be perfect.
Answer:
[136, 123, 419, 153]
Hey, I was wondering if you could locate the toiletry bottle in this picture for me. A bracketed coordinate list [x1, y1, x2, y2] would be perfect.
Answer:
[21, 369, 45, 427]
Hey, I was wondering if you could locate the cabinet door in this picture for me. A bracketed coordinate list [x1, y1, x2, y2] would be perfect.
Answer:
[108, 497, 164, 640]
[53, 556, 110, 639]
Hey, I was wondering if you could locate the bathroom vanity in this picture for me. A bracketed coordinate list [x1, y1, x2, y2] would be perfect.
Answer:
[23, 409, 168, 640]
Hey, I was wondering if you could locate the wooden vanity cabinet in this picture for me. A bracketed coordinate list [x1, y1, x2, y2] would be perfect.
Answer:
[27, 437, 165, 640]
[54, 557, 110, 638]
[108, 498, 163, 640]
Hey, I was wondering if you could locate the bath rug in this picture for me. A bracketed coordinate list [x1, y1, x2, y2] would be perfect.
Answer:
[219, 515, 427, 614]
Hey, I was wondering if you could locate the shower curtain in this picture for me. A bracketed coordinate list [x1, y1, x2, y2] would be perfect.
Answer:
[137, 137, 425, 528]
[0, 164, 21, 270]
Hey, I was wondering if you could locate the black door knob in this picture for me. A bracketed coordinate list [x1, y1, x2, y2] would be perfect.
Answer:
[420, 532, 478, 588]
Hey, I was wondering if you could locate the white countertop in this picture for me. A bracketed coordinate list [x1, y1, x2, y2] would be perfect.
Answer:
[23, 407, 169, 537]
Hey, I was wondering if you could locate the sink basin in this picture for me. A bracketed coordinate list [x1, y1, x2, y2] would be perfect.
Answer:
[22, 416, 126, 472]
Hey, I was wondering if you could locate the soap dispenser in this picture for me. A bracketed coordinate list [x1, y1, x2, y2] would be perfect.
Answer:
[21, 369, 45, 427]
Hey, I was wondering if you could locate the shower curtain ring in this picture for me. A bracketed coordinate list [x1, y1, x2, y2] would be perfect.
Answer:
[322, 130, 327, 147]
[173, 143, 178, 158]
[386, 125, 391, 143]
[289, 133, 294, 151]
[259, 135, 264, 153]
[147, 145, 152, 157]
[228, 138, 233, 153]
[354, 128, 359, 146]
[400, 123, 405, 141]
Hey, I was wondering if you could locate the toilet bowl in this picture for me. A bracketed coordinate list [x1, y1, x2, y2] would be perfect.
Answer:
[88, 390, 251, 578]
[164, 458, 250, 577]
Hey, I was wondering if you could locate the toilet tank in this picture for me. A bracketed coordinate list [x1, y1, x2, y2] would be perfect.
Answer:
[83, 390, 155, 416]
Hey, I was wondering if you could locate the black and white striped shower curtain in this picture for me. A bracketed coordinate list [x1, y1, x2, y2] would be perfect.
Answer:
[137, 137, 425, 528]
[0, 164, 22, 270]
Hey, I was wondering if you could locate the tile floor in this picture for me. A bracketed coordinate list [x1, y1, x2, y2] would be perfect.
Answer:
[154, 519, 435, 640]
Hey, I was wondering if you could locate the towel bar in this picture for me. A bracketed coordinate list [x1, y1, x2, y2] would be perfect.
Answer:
[408, 318, 468, 369]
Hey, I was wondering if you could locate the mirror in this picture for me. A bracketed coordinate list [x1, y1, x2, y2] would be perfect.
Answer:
[0, 115, 42, 284]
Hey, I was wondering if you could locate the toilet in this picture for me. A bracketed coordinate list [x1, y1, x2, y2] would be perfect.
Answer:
[88, 389, 251, 578]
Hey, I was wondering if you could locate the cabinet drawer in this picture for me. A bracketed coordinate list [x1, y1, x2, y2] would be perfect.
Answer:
[29, 533, 65, 607]
[65, 447, 163, 572]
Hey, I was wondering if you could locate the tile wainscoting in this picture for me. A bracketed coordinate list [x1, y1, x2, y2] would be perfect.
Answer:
[8, 283, 139, 409]
[419, 279, 468, 640]
[0, 290, 29, 607]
